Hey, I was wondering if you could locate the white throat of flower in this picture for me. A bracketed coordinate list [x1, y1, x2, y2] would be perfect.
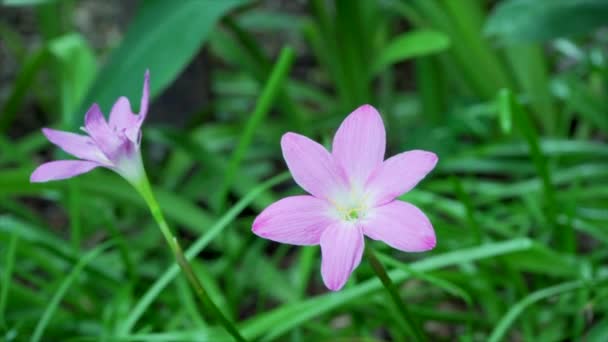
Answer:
[114, 148, 145, 186]
[329, 187, 371, 223]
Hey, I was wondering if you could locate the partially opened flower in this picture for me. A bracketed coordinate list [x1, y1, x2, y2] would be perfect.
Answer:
[31, 70, 150, 185]
[253, 105, 438, 291]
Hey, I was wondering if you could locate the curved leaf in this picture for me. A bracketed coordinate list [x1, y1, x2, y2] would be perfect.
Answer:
[371, 30, 450, 76]
[485, 0, 608, 44]
[79, 0, 247, 125]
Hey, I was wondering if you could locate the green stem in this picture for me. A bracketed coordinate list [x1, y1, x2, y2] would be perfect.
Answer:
[135, 174, 246, 342]
[365, 245, 426, 341]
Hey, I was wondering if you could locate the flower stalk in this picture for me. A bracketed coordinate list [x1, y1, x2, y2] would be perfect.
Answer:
[135, 173, 247, 342]
[365, 244, 426, 342]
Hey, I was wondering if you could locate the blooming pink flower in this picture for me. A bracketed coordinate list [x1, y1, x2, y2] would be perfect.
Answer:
[252, 105, 437, 291]
[31, 70, 150, 185]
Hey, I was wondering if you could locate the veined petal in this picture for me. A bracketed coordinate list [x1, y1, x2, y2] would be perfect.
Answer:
[84, 103, 124, 161]
[30, 160, 99, 183]
[332, 104, 385, 187]
[108, 97, 137, 132]
[252, 196, 336, 245]
[108, 70, 150, 136]
[281, 132, 348, 201]
[320, 222, 364, 291]
[365, 150, 437, 207]
[363, 200, 436, 252]
[42, 128, 110, 164]
[138, 69, 150, 121]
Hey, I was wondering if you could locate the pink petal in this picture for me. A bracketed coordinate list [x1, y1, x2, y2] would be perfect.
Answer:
[332, 104, 385, 187]
[252, 196, 336, 245]
[281, 132, 348, 201]
[42, 128, 109, 165]
[84, 103, 124, 161]
[108, 70, 149, 140]
[108, 96, 136, 132]
[365, 150, 438, 206]
[363, 200, 436, 252]
[138, 69, 150, 120]
[320, 222, 364, 291]
[30, 160, 99, 183]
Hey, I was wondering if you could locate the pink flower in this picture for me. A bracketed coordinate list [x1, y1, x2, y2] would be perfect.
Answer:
[31, 70, 150, 185]
[252, 105, 438, 291]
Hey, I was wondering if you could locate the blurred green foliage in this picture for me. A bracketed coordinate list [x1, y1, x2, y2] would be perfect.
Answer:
[1, 0, 608, 341]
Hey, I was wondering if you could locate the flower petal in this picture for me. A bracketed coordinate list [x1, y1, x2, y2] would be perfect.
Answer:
[30, 160, 99, 183]
[108, 96, 136, 132]
[42, 128, 109, 164]
[138, 69, 150, 120]
[363, 200, 436, 252]
[252, 195, 336, 245]
[281, 132, 348, 201]
[365, 150, 438, 206]
[128, 70, 149, 142]
[332, 104, 385, 187]
[84, 103, 124, 161]
[108, 70, 149, 142]
[320, 222, 364, 291]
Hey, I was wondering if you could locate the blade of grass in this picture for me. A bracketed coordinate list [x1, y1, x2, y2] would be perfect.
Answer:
[80, 0, 247, 122]
[243, 238, 536, 340]
[440, 0, 513, 92]
[47, 33, 97, 128]
[0, 215, 120, 283]
[0, 47, 49, 132]
[371, 30, 450, 76]
[31, 241, 114, 342]
[103, 212, 136, 283]
[415, 57, 447, 124]
[335, 0, 371, 107]
[0, 233, 18, 329]
[488, 278, 608, 342]
[365, 245, 426, 341]
[214, 47, 295, 212]
[221, 17, 306, 132]
[451, 176, 482, 244]
[118, 172, 290, 334]
[377, 253, 473, 306]
[35, 0, 73, 41]
[67, 181, 81, 251]
[378, 251, 475, 339]
[504, 44, 557, 135]
[0, 169, 215, 234]
[498, 89, 565, 251]
[405, 0, 512, 99]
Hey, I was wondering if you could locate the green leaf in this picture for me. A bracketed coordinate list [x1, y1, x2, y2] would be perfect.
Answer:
[242, 238, 536, 340]
[0, 47, 49, 132]
[214, 47, 295, 211]
[79, 0, 247, 124]
[378, 253, 473, 305]
[1, 0, 56, 6]
[0, 233, 18, 328]
[586, 318, 608, 341]
[497, 84, 513, 134]
[371, 30, 450, 76]
[30, 242, 113, 342]
[47, 33, 97, 127]
[0, 168, 214, 234]
[118, 173, 290, 334]
[488, 277, 608, 342]
[485, 0, 608, 44]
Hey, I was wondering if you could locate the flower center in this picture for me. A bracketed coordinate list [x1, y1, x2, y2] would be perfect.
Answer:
[330, 187, 370, 223]
[345, 208, 361, 221]
[336, 202, 368, 222]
